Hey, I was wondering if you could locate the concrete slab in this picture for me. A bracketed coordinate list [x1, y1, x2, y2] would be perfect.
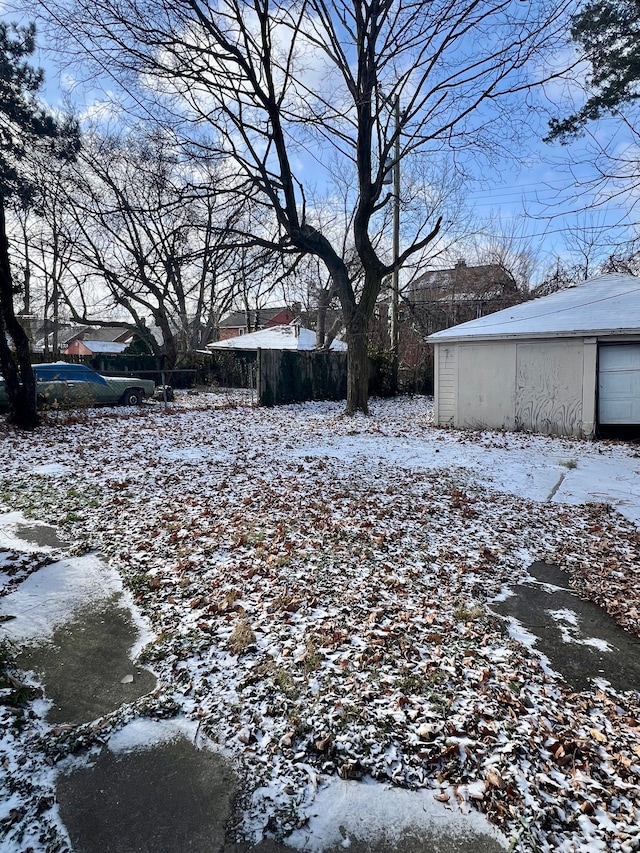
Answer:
[227, 834, 505, 853]
[56, 732, 506, 853]
[493, 561, 640, 692]
[14, 522, 68, 550]
[18, 595, 157, 724]
[57, 736, 237, 853]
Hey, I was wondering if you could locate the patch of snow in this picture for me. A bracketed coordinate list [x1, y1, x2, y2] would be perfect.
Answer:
[28, 463, 71, 476]
[107, 717, 199, 754]
[0, 553, 123, 642]
[551, 456, 640, 525]
[286, 777, 508, 851]
[499, 615, 558, 678]
[0, 512, 59, 553]
[157, 447, 229, 463]
[547, 608, 615, 652]
[548, 608, 580, 627]
[490, 585, 514, 603]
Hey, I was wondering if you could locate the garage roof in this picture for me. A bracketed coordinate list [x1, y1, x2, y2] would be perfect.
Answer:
[207, 324, 347, 351]
[428, 273, 640, 343]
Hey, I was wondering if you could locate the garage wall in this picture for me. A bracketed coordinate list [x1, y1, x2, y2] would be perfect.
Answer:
[515, 340, 585, 436]
[435, 345, 457, 425]
[433, 337, 598, 437]
[456, 342, 517, 429]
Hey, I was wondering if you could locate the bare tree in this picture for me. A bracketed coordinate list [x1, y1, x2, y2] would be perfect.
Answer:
[50, 128, 244, 367]
[10, 150, 81, 356]
[0, 21, 78, 429]
[601, 237, 640, 276]
[561, 215, 611, 281]
[533, 257, 582, 295]
[228, 243, 299, 334]
[44, 0, 575, 411]
[467, 215, 539, 293]
[532, 211, 629, 294]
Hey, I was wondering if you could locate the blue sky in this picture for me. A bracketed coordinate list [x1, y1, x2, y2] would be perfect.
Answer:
[10, 1, 640, 285]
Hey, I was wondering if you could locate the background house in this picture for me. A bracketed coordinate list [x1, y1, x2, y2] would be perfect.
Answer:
[61, 326, 138, 352]
[29, 324, 145, 355]
[399, 260, 524, 365]
[61, 327, 135, 356]
[218, 307, 299, 341]
[208, 323, 347, 352]
[369, 260, 526, 393]
[408, 259, 522, 335]
[428, 273, 640, 438]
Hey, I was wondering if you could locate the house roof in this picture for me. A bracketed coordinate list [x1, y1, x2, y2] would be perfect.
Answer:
[66, 326, 134, 343]
[71, 340, 129, 354]
[220, 308, 291, 328]
[414, 261, 516, 297]
[427, 274, 640, 343]
[57, 325, 92, 345]
[208, 324, 347, 351]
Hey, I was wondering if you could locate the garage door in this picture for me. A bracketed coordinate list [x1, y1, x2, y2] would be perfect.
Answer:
[598, 344, 640, 424]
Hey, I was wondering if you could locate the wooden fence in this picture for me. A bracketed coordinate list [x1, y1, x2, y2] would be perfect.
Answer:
[257, 348, 347, 406]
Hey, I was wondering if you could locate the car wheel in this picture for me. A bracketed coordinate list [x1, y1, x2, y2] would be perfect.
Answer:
[122, 388, 142, 406]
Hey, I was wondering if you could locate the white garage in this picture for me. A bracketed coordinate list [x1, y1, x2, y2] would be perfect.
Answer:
[428, 274, 640, 437]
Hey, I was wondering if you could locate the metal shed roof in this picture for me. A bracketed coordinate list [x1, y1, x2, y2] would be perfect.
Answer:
[427, 274, 640, 343]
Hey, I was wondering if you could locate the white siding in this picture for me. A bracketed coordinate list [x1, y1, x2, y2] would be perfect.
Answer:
[437, 345, 457, 425]
[515, 341, 584, 436]
[598, 344, 640, 424]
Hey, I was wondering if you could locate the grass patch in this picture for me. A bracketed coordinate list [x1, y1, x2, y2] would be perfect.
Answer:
[228, 619, 256, 655]
[274, 668, 300, 699]
[297, 640, 323, 674]
[453, 603, 484, 623]
[394, 672, 429, 695]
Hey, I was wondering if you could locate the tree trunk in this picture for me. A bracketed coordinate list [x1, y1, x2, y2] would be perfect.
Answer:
[316, 287, 329, 348]
[0, 199, 38, 430]
[345, 311, 369, 415]
[152, 310, 179, 370]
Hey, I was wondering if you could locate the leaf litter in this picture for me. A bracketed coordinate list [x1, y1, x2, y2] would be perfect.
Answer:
[1, 392, 640, 852]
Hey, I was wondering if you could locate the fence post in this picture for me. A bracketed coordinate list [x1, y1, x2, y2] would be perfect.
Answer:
[256, 348, 262, 406]
[161, 370, 168, 407]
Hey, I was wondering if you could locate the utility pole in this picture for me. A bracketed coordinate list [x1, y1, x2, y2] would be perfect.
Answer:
[390, 95, 400, 396]
[52, 277, 59, 358]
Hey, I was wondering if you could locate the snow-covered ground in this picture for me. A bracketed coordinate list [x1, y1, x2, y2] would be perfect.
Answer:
[1, 393, 639, 853]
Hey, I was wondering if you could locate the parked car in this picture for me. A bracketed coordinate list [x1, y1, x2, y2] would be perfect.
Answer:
[0, 362, 156, 412]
